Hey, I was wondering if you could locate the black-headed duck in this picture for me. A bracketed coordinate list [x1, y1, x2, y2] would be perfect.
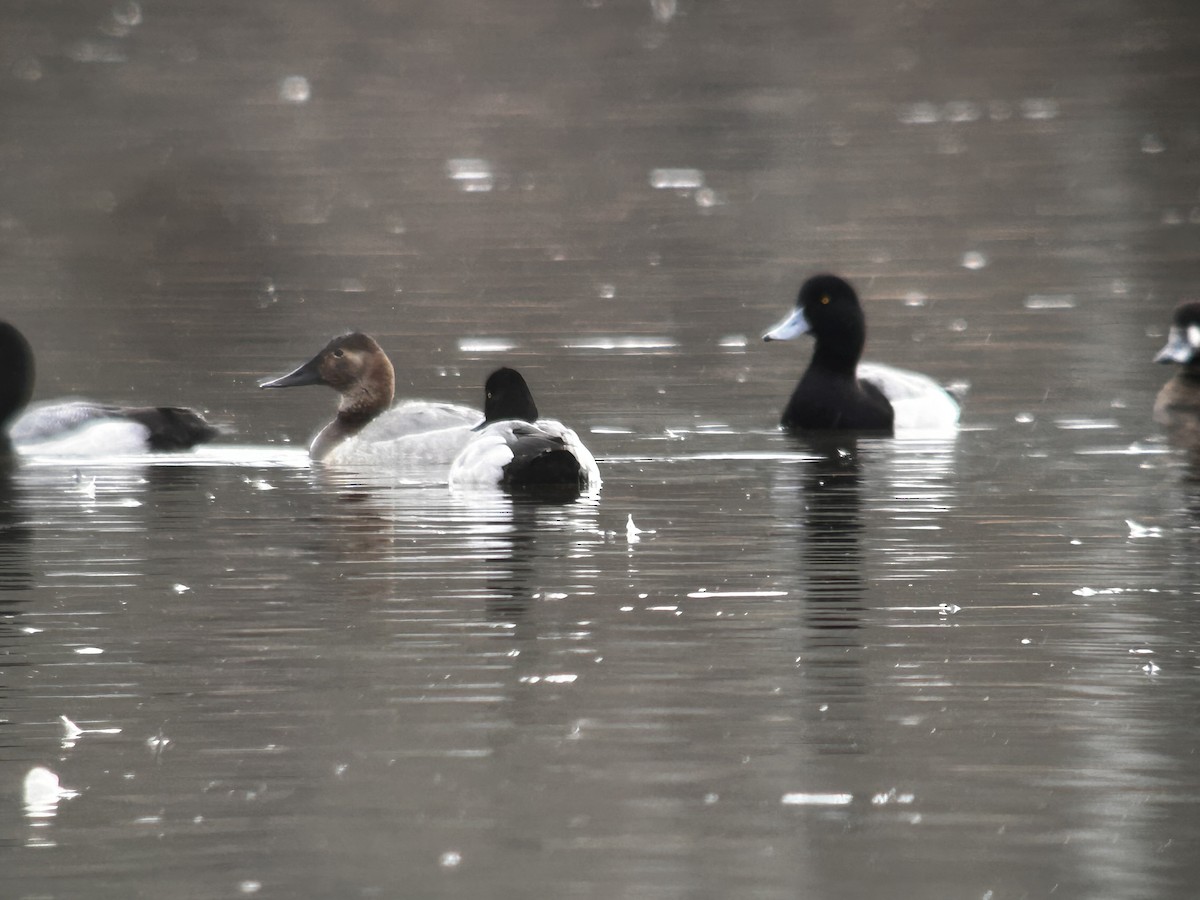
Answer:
[763, 274, 959, 434]
[0, 321, 219, 456]
[1153, 301, 1200, 443]
[449, 367, 600, 490]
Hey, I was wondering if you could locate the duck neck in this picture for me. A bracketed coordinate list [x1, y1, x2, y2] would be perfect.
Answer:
[311, 406, 378, 460]
[811, 336, 864, 379]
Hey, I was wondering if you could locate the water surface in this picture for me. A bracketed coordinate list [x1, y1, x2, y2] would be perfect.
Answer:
[2, 1, 1200, 898]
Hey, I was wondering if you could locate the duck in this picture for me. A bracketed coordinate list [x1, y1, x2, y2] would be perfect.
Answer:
[0, 321, 220, 457]
[762, 274, 960, 434]
[449, 367, 601, 490]
[260, 332, 481, 465]
[1153, 301, 1200, 442]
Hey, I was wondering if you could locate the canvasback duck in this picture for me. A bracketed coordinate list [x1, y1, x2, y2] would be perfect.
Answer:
[763, 274, 960, 434]
[1153, 301, 1200, 443]
[449, 367, 601, 490]
[0, 321, 219, 457]
[260, 332, 480, 464]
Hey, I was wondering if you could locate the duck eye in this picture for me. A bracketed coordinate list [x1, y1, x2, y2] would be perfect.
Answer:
[820, 296, 831, 305]
[333, 349, 344, 358]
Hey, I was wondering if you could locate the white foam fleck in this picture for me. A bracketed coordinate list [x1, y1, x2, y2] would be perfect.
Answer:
[1024, 294, 1077, 309]
[718, 334, 747, 348]
[458, 337, 516, 353]
[1125, 519, 1163, 538]
[897, 102, 939, 124]
[446, 158, 494, 192]
[781, 792, 853, 806]
[279, 75, 311, 104]
[74, 647, 103, 655]
[1021, 98, 1059, 120]
[649, 168, 705, 190]
[563, 336, 678, 351]
[961, 251, 988, 270]
[686, 590, 787, 598]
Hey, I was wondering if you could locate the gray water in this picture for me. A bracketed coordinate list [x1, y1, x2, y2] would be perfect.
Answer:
[3, 1, 1200, 898]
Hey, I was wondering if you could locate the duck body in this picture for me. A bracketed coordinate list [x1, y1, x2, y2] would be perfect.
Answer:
[261, 332, 482, 466]
[0, 321, 219, 457]
[764, 274, 959, 434]
[12, 401, 220, 455]
[1153, 301, 1200, 442]
[448, 368, 600, 490]
[323, 401, 481, 467]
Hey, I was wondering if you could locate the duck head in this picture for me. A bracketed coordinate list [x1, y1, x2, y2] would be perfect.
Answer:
[482, 367, 539, 424]
[1155, 302, 1200, 367]
[763, 274, 868, 374]
[261, 332, 396, 422]
[0, 322, 35, 428]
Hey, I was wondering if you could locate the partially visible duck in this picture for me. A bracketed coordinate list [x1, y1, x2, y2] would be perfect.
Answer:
[260, 332, 480, 465]
[763, 274, 960, 434]
[449, 367, 600, 490]
[1153, 301, 1200, 442]
[0, 321, 219, 457]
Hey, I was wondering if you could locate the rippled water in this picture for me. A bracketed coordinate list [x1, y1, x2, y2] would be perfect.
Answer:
[3, 1, 1200, 898]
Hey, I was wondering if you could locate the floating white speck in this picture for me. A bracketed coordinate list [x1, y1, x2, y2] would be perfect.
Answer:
[1143, 661, 1161, 675]
[718, 334, 747, 348]
[871, 789, 916, 805]
[1020, 97, 1059, 120]
[59, 715, 121, 745]
[1015, 412, 1035, 424]
[686, 590, 787, 599]
[238, 881, 262, 895]
[147, 733, 170, 751]
[439, 851, 462, 869]
[1125, 519, 1163, 538]
[903, 291, 928, 307]
[781, 792, 853, 806]
[943, 100, 981, 122]
[457, 337, 516, 353]
[74, 647, 103, 655]
[626, 514, 648, 542]
[173, 583, 190, 594]
[24, 766, 78, 818]
[279, 75, 311, 104]
[598, 284, 616, 299]
[897, 102, 939, 124]
[562, 336, 678, 351]
[961, 251, 988, 270]
[1024, 294, 1077, 309]
[1140, 133, 1165, 154]
[446, 158, 494, 192]
[649, 168, 705, 190]
[651, 0, 677, 23]
[1054, 418, 1118, 430]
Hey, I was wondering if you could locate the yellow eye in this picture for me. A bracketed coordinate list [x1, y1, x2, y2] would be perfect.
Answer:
[820, 296, 831, 305]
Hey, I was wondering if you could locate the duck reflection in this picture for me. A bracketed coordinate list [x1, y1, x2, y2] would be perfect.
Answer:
[780, 435, 869, 755]
[0, 466, 33, 595]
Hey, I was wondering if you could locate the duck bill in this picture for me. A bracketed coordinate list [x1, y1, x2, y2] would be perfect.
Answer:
[260, 354, 324, 388]
[1154, 325, 1198, 365]
[762, 307, 811, 342]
